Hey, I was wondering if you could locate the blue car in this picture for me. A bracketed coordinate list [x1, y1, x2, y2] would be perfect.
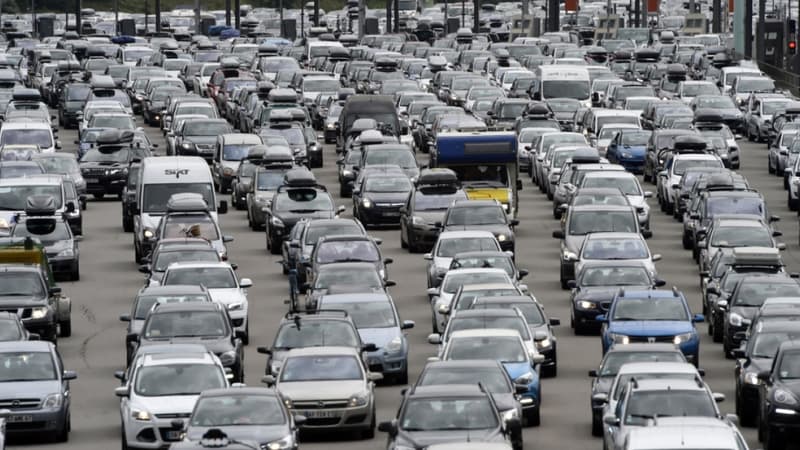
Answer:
[605, 129, 652, 174]
[317, 292, 414, 384]
[598, 288, 704, 365]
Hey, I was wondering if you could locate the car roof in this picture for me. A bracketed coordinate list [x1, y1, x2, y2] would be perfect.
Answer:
[438, 230, 498, 239]
[149, 302, 220, 313]
[449, 328, 522, 339]
[626, 418, 739, 449]
[0, 340, 52, 352]
[319, 293, 391, 304]
[450, 308, 521, 318]
[616, 361, 700, 375]
[284, 346, 361, 357]
[570, 204, 634, 212]
[142, 351, 217, 366]
[460, 283, 518, 291]
[164, 261, 233, 270]
[452, 251, 512, 259]
[585, 232, 644, 240]
[138, 285, 208, 296]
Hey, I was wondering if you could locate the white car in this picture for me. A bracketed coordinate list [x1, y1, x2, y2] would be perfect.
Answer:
[161, 262, 252, 342]
[0, 121, 60, 153]
[579, 170, 653, 229]
[193, 63, 220, 96]
[116, 348, 228, 450]
[656, 153, 723, 216]
[78, 100, 128, 133]
[427, 268, 513, 333]
[425, 230, 502, 289]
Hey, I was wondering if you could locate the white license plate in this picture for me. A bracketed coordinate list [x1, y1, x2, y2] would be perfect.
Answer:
[85, 178, 99, 183]
[298, 410, 339, 419]
[7, 415, 32, 423]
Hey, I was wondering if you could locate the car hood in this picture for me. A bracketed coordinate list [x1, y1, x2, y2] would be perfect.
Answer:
[0, 380, 61, 398]
[608, 321, 693, 336]
[782, 380, 800, 398]
[140, 213, 163, 232]
[565, 235, 587, 254]
[399, 429, 502, 448]
[745, 357, 773, 375]
[364, 192, 409, 204]
[187, 424, 288, 443]
[140, 336, 233, 354]
[593, 376, 614, 395]
[358, 327, 401, 350]
[81, 161, 126, 169]
[139, 395, 199, 415]
[277, 380, 364, 401]
[207, 289, 246, 306]
[502, 361, 535, 380]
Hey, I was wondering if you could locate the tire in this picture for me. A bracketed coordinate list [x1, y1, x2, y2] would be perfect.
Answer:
[591, 412, 602, 436]
[765, 426, 785, 450]
[737, 393, 756, 427]
[55, 413, 69, 442]
[362, 410, 376, 439]
[60, 319, 71, 338]
[269, 235, 281, 255]
[525, 407, 540, 427]
[123, 217, 133, 233]
[723, 336, 733, 359]
[71, 263, 80, 282]
[46, 326, 57, 343]
[768, 157, 776, 174]
[542, 363, 557, 378]
[395, 367, 408, 385]
[712, 318, 723, 343]
[789, 194, 798, 211]
[682, 232, 692, 250]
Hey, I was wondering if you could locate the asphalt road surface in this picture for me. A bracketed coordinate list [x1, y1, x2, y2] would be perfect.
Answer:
[17, 117, 799, 450]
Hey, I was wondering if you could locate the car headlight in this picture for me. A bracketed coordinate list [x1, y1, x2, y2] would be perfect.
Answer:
[227, 302, 243, 311]
[609, 333, 630, 345]
[361, 198, 372, 208]
[143, 228, 154, 239]
[223, 167, 234, 176]
[57, 248, 74, 258]
[181, 142, 194, 149]
[106, 168, 123, 175]
[379, 269, 385, 279]
[219, 351, 237, 366]
[265, 434, 294, 450]
[672, 332, 693, 345]
[515, 372, 534, 385]
[42, 393, 63, 409]
[342, 169, 352, 177]
[326, 123, 335, 129]
[348, 392, 369, 407]
[386, 336, 403, 353]
[31, 307, 49, 320]
[270, 361, 282, 375]
[744, 372, 761, 385]
[774, 389, 799, 406]
[0, 218, 9, 230]
[282, 397, 292, 409]
[501, 408, 518, 422]
[535, 337, 552, 349]
[271, 217, 284, 227]
[497, 234, 507, 242]
[562, 250, 577, 260]
[577, 300, 596, 309]
[132, 409, 152, 421]
[729, 312, 745, 327]
[411, 216, 425, 226]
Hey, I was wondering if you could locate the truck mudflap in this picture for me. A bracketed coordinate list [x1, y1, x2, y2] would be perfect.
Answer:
[57, 295, 71, 323]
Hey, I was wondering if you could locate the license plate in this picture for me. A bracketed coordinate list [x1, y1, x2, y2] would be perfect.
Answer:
[298, 410, 339, 419]
[7, 415, 32, 423]
[164, 430, 182, 440]
[85, 178, 98, 183]
[368, 357, 382, 365]
[382, 212, 400, 217]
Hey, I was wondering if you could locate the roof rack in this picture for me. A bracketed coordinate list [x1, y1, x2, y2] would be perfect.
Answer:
[166, 193, 210, 213]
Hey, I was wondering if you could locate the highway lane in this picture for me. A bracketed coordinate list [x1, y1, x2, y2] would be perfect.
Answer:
[18, 120, 798, 449]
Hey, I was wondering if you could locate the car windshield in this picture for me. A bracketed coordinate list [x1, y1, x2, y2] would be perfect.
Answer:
[448, 316, 530, 340]
[305, 223, 361, 245]
[0, 351, 55, 381]
[256, 171, 285, 191]
[612, 372, 697, 400]
[184, 122, 230, 136]
[0, 129, 52, 148]
[446, 205, 505, 226]
[164, 267, 237, 289]
[419, 367, 510, 393]
[695, 96, 736, 109]
[0, 164, 42, 178]
[154, 249, 219, 272]
[303, 79, 340, 92]
[274, 189, 333, 213]
[134, 294, 209, 319]
[573, 193, 629, 207]
[583, 238, 648, 259]
[223, 144, 258, 161]
[437, 237, 499, 258]
[568, 211, 637, 235]
[134, 364, 226, 396]
[176, 105, 215, 117]
[581, 266, 651, 286]
[142, 183, 215, 213]
[91, 115, 134, 129]
[67, 85, 91, 101]
[547, 99, 580, 112]
[452, 256, 514, 277]
[164, 60, 188, 71]
[736, 78, 775, 92]
[733, 282, 800, 307]
[316, 241, 378, 263]
[401, 398, 498, 431]
[280, 355, 362, 381]
[80, 147, 130, 164]
[328, 301, 396, 328]
[752, 333, 800, 358]
[144, 310, 227, 338]
[364, 176, 411, 193]
[625, 98, 653, 110]
[707, 197, 764, 216]
[314, 267, 383, 289]
[581, 176, 641, 195]
[12, 220, 71, 245]
[612, 298, 689, 321]
[274, 321, 360, 348]
[710, 226, 772, 247]
[599, 351, 685, 377]
[35, 156, 79, 174]
[447, 336, 526, 362]
[162, 215, 219, 240]
[682, 83, 717, 96]
[0, 184, 62, 210]
[673, 158, 723, 175]
[265, 127, 304, 146]
[778, 351, 800, 379]
[764, 101, 792, 115]
[365, 150, 416, 169]
[124, 50, 153, 62]
[191, 394, 285, 426]
[542, 80, 590, 100]
[625, 390, 717, 425]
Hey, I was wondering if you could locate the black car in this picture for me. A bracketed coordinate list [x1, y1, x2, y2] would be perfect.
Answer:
[121, 162, 140, 232]
[79, 131, 151, 199]
[353, 172, 413, 226]
[172, 118, 233, 162]
[757, 341, 800, 449]
[133, 302, 245, 382]
[305, 234, 390, 287]
[303, 261, 390, 311]
[0, 263, 61, 342]
[139, 237, 221, 286]
[264, 168, 342, 254]
[441, 199, 519, 253]
[734, 319, 800, 426]
[11, 211, 80, 281]
[57, 82, 90, 128]
[293, 218, 368, 289]
[142, 86, 185, 127]
[400, 169, 467, 252]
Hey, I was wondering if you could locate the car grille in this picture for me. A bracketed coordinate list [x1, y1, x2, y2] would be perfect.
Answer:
[293, 400, 348, 409]
[0, 308, 31, 319]
[82, 168, 106, 176]
[155, 413, 191, 419]
[375, 203, 404, 208]
[306, 417, 340, 426]
[0, 398, 40, 409]
[195, 144, 214, 151]
[627, 335, 675, 343]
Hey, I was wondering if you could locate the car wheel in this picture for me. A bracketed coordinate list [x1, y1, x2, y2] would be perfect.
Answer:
[55, 412, 69, 442]
[123, 217, 133, 233]
[768, 157, 776, 174]
[121, 426, 129, 450]
[765, 426, 785, 450]
[71, 263, 80, 282]
[395, 367, 408, 385]
[789, 193, 798, 211]
[269, 236, 281, 255]
[542, 363, 557, 378]
[712, 317, 723, 343]
[591, 412, 602, 436]
[242, 322, 249, 346]
[525, 406, 540, 427]
[682, 231, 692, 250]
[60, 318, 72, 338]
[738, 394, 756, 427]
[362, 410, 376, 439]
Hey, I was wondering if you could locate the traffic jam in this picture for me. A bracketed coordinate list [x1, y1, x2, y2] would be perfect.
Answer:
[0, 1, 798, 450]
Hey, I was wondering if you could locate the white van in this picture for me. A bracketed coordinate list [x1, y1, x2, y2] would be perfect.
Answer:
[0, 122, 60, 152]
[718, 66, 762, 94]
[535, 66, 591, 107]
[305, 41, 344, 66]
[133, 156, 226, 262]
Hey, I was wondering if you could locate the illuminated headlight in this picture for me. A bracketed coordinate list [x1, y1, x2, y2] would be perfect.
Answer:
[514, 372, 534, 385]
[577, 300, 596, 310]
[412, 216, 425, 226]
[271, 217, 284, 227]
[283, 397, 292, 409]
[223, 167, 234, 176]
[729, 312, 746, 327]
[342, 169, 352, 177]
[227, 302, 243, 311]
[132, 409, 152, 421]
[535, 337, 552, 349]
[219, 351, 237, 366]
[672, 332, 693, 345]
[0, 218, 9, 230]
[265, 434, 294, 450]
[326, 123, 335, 129]
[744, 372, 761, 385]
[361, 198, 372, 208]
[562, 250, 577, 260]
[256, 195, 270, 203]
[736, 97, 743, 105]
[106, 168, 123, 175]
[42, 393, 63, 409]
[501, 408, 519, 422]
[497, 234, 507, 242]
[348, 392, 369, 407]
[135, 94, 144, 101]
[385, 336, 402, 352]
[181, 142, 194, 149]
[450, 94, 458, 100]
[31, 307, 49, 320]
[57, 249, 74, 258]
[774, 389, 799, 406]
[143, 229, 155, 239]
[609, 333, 630, 345]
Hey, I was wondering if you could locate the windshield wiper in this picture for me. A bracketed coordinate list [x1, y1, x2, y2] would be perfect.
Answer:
[289, 209, 322, 213]
[611, 317, 638, 321]
[0, 206, 20, 211]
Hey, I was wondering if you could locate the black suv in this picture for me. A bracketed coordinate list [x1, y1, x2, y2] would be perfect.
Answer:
[757, 341, 800, 449]
[399, 169, 467, 252]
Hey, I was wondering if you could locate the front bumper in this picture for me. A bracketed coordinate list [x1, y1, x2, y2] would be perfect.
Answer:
[408, 225, 440, 248]
[48, 256, 78, 276]
[364, 349, 407, 375]
[4, 407, 68, 435]
[84, 175, 126, 195]
[291, 401, 373, 430]
[617, 158, 645, 174]
[228, 309, 248, 333]
[124, 415, 188, 448]
[360, 204, 403, 224]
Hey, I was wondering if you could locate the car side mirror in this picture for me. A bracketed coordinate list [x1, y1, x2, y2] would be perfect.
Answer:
[256, 346, 272, 355]
[518, 269, 529, 280]
[378, 420, 398, 437]
[293, 414, 307, 427]
[642, 230, 653, 239]
[49, 286, 61, 296]
[114, 386, 130, 397]
[55, 140, 62, 150]
[27, 332, 40, 340]
[66, 202, 75, 213]
[62, 370, 77, 381]
[588, 369, 598, 377]
[592, 393, 609, 404]
[427, 333, 442, 344]
[138, 264, 150, 274]
[114, 370, 125, 381]
[549, 317, 561, 326]
[757, 370, 772, 382]
[384, 280, 397, 287]
[509, 219, 520, 227]
[693, 314, 705, 323]
[401, 320, 415, 330]
[384, 258, 393, 265]
[552, 230, 564, 239]
[239, 278, 253, 288]
[119, 314, 131, 322]
[222, 235, 234, 243]
[423, 253, 433, 261]
[261, 375, 276, 386]
[652, 254, 662, 262]
[566, 280, 577, 289]
[603, 413, 620, 426]
[654, 279, 666, 287]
